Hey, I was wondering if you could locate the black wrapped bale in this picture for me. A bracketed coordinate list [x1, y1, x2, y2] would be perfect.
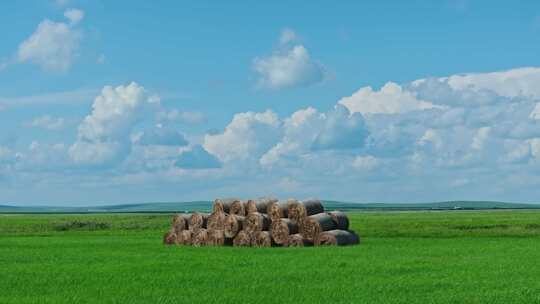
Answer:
[224, 214, 245, 238]
[302, 213, 337, 241]
[315, 230, 360, 246]
[270, 218, 299, 245]
[286, 234, 313, 247]
[245, 212, 271, 233]
[327, 211, 350, 230]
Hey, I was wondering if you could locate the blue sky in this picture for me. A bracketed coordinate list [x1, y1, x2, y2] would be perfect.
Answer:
[2, 1, 540, 205]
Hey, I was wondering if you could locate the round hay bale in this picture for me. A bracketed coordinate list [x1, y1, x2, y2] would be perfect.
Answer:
[229, 200, 246, 216]
[315, 229, 360, 246]
[302, 213, 337, 241]
[327, 211, 350, 230]
[207, 211, 227, 230]
[163, 230, 177, 245]
[213, 199, 225, 213]
[245, 212, 271, 233]
[286, 234, 313, 247]
[267, 199, 292, 221]
[180, 230, 192, 245]
[251, 231, 272, 247]
[172, 214, 188, 233]
[246, 197, 277, 214]
[192, 228, 208, 247]
[224, 214, 245, 238]
[233, 230, 252, 247]
[245, 199, 257, 214]
[286, 199, 303, 222]
[189, 212, 209, 231]
[206, 229, 232, 246]
[270, 218, 299, 245]
[215, 198, 242, 214]
[288, 199, 325, 222]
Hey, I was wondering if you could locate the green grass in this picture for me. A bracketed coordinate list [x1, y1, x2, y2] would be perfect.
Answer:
[1, 211, 540, 303]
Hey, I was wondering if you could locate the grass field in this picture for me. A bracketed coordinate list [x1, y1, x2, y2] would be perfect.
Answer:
[1, 211, 540, 303]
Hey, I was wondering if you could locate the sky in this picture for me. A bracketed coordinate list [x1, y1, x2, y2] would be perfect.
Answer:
[2, 1, 540, 205]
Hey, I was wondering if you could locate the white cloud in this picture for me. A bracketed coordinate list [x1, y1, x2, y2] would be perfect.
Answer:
[352, 155, 379, 170]
[17, 9, 84, 71]
[339, 82, 438, 115]
[253, 30, 325, 89]
[444, 67, 540, 99]
[69, 82, 159, 165]
[8, 66, 540, 203]
[137, 126, 188, 147]
[471, 127, 491, 150]
[529, 103, 540, 120]
[157, 109, 206, 124]
[260, 107, 324, 167]
[25, 115, 66, 130]
[64, 9, 84, 25]
[311, 105, 369, 150]
[204, 110, 281, 163]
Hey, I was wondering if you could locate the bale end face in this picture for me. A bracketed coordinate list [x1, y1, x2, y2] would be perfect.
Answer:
[224, 214, 244, 238]
[192, 229, 209, 247]
[270, 219, 299, 245]
[286, 234, 313, 247]
[233, 230, 252, 247]
[163, 231, 177, 245]
[252, 231, 272, 247]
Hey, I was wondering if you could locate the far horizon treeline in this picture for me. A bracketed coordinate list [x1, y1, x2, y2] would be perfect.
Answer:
[1, 200, 540, 213]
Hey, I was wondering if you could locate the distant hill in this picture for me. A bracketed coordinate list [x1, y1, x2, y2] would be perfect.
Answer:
[1, 200, 539, 214]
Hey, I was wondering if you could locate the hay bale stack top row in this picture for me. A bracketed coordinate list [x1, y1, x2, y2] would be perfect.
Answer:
[164, 198, 360, 247]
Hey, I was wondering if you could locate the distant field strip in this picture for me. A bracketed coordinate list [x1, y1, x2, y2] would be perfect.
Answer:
[1, 211, 540, 303]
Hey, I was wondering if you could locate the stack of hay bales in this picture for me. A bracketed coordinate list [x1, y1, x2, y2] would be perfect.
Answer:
[163, 198, 360, 247]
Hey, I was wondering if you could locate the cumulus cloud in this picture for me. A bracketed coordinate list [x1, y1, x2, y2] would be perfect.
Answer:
[64, 9, 84, 25]
[204, 110, 282, 163]
[25, 115, 66, 130]
[175, 145, 222, 169]
[157, 109, 206, 124]
[352, 155, 379, 170]
[137, 127, 188, 147]
[253, 29, 325, 89]
[17, 9, 84, 71]
[9, 66, 540, 203]
[339, 82, 438, 115]
[69, 82, 159, 165]
[312, 105, 368, 150]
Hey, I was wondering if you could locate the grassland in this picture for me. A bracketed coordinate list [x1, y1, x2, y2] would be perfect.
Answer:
[1, 211, 540, 303]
